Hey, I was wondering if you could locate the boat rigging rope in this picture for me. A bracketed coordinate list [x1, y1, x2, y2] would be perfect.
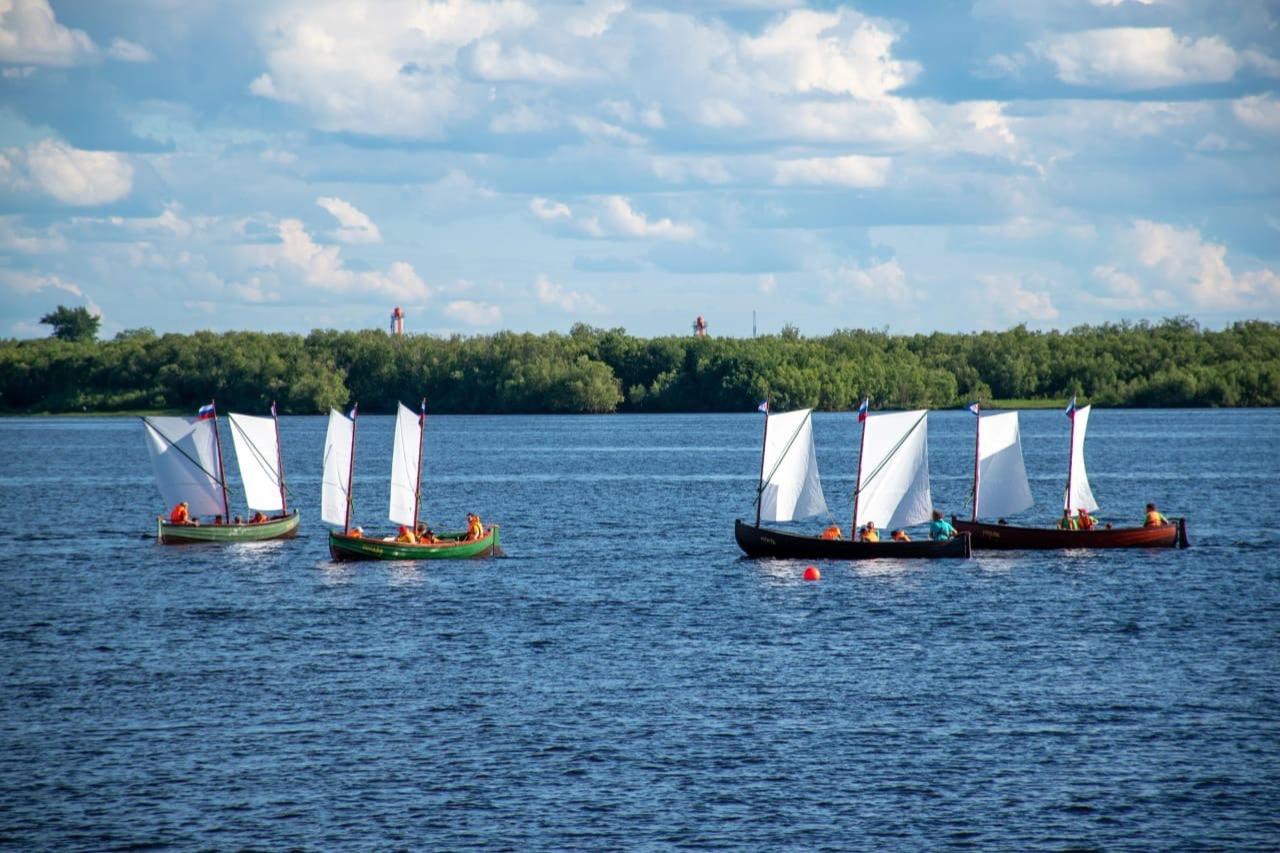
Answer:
[849, 410, 927, 503]
[753, 410, 812, 506]
[142, 417, 224, 488]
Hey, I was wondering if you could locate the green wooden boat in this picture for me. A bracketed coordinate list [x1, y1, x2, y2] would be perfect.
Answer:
[158, 510, 301, 544]
[328, 525, 500, 561]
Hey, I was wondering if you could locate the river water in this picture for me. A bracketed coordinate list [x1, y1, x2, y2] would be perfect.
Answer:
[1, 410, 1277, 849]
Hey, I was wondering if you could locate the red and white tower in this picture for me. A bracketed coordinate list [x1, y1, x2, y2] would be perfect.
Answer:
[693, 315, 707, 337]
[390, 306, 404, 336]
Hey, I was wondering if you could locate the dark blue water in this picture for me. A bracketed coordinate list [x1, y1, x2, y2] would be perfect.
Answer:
[1, 410, 1278, 849]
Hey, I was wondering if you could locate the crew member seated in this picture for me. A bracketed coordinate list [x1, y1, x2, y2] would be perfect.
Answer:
[859, 522, 880, 543]
[1077, 508, 1096, 530]
[820, 524, 843, 540]
[1144, 503, 1168, 527]
[891, 529, 910, 542]
[250, 511, 268, 523]
[929, 509, 956, 541]
[1057, 509, 1078, 530]
[213, 515, 224, 526]
[395, 525, 417, 544]
[415, 522, 438, 544]
[169, 502, 190, 524]
[464, 513, 484, 541]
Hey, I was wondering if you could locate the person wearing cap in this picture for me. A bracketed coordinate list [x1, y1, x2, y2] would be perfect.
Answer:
[169, 502, 190, 524]
[395, 525, 417, 544]
[859, 521, 880, 543]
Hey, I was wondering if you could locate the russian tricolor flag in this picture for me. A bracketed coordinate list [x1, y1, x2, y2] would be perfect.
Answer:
[757, 400, 769, 413]
[857, 398, 869, 422]
[196, 403, 215, 420]
[348, 404, 358, 420]
[419, 399, 427, 426]
[967, 401, 980, 416]
[1064, 396, 1077, 419]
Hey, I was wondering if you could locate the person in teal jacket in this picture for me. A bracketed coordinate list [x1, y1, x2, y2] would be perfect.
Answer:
[929, 509, 957, 540]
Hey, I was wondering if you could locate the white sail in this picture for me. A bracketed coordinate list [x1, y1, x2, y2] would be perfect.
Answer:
[143, 416, 225, 517]
[855, 410, 932, 531]
[975, 411, 1034, 520]
[228, 413, 284, 513]
[1064, 404, 1099, 513]
[388, 402, 422, 527]
[759, 408, 828, 522]
[321, 409, 354, 528]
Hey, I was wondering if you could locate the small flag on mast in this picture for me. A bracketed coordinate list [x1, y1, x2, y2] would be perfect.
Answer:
[348, 404, 358, 420]
[197, 403, 215, 421]
[1064, 396, 1077, 419]
[419, 399, 427, 426]
[270, 400, 277, 417]
[756, 400, 769, 413]
[856, 398, 869, 422]
[967, 401, 980, 416]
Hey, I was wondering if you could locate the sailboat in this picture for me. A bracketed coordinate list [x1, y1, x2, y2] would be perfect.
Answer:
[145, 401, 300, 543]
[735, 402, 971, 559]
[952, 401, 1187, 549]
[324, 401, 500, 561]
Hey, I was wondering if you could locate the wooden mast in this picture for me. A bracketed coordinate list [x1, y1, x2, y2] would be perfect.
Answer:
[1065, 397, 1076, 514]
[851, 398, 868, 534]
[272, 400, 288, 514]
[344, 404, 358, 534]
[210, 400, 231, 522]
[755, 400, 769, 528]
[413, 398, 425, 533]
[971, 403, 981, 522]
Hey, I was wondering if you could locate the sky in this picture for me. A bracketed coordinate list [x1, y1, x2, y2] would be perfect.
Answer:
[0, 0, 1278, 339]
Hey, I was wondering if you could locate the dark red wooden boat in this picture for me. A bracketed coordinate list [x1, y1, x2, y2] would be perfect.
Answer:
[952, 517, 1188, 550]
[736, 519, 971, 560]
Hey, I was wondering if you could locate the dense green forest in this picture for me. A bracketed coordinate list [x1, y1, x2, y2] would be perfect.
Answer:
[2, 317, 1278, 414]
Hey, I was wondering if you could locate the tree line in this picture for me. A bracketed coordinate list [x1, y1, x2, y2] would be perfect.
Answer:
[2, 314, 1278, 414]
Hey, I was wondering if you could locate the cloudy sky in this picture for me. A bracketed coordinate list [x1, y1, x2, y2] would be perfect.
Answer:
[1, 0, 1278, 338]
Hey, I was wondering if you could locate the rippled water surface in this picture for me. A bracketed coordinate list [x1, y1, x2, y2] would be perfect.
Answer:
[2, 410, 1278, 849]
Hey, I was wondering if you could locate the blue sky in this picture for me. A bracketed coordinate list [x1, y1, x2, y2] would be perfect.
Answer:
[1, 0, 1278, 338]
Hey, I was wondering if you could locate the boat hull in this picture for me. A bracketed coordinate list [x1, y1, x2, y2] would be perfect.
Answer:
[735, 519, 971, 560]
[328, 526, 501, 561]
[157, 510, 301, 544]
[952, 517, 1187, 550]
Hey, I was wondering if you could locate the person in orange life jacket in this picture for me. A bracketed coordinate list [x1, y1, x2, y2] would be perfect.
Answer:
[1077, 508, 1096, 530]
[860, 522, 880, 543]
[250, 511, 267, 523]
[396, 525, 417, 544]
[820, 524, 843, 540]
[464, 513, 484, 541]
[169, 502, 190, 524]
[891, 529, 910, 542]
[1144, 503, 1168, 527]
[416, 522, 438, 544]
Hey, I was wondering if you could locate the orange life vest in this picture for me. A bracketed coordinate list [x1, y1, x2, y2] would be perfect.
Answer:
[1144, 510, 1165, 527]
[169, 504, 189, 524]
[861, 527, 880, 543]
[820, 525, 843, 540]
[892, 531, 910, 542]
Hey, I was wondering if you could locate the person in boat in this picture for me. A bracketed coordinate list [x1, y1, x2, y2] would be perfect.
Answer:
[250, 511, 267, 523]
[859, 522, 880, 543]
[396, 525, 417, 544]
[464, 513, 484, 541]
[350, 526, 364, 538]
[1077, 508, 1096, 530]
[891, 529, 910, 542]
[1057, 509, 1077, 530]
[169, 502, 190, 524]
[1144, 503, 1169, 527]
[929, 510, 956, 541]
[415, 522, 439, 544]
[214, 515, 223, 526]
[233, 515, 243, 525]
[820, 524, 843, 540]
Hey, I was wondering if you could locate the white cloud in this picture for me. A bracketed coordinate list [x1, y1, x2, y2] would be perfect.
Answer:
[1242, 49, 1280, 78]
[1233, 93, 1280, 133]
[445, 299, 503, 325]
[530, 196, 694, 240]
[535, 274, 604, 313]
[1131, 219, 1280, 308]
[0, 267, 83, 298]
[490, 103, 553, 133]
[0, 0, 95, 66]
[107, 37, 151, 62]
[758, 273, 777, 294]
[0, 215, 66, 252]
[773, 155, 890, 188]
[651, 156, 733, 185]
[316, 196, 382, 244]
[1092, 264, 1142, 297]
[471, 40, 586, 83]
[828, 259, 914, 303]
[1035, 28, 1241, 89]
[565, 0, 624, 38]
[2, 139, 133, 206]
[979, 274, 1059, 321]
[262, 218, 430, 301]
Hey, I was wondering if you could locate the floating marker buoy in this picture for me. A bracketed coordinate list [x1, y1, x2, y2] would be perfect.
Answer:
[803, 566, 821, 582]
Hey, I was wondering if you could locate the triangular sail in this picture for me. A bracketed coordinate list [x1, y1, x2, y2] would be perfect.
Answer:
[143, 416, 224, 517]
[976, 411, 1034, 520]
[321, 409, 354, 527]
[228, 412, 284, 513]
[855, 410, 932, 530]
[389, 402, 422, 527]
[1064, 404, 1099, 513]
[759, 408, 828, 523]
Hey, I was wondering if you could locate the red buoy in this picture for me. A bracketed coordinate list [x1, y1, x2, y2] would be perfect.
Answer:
[803, 566, 821, 582]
